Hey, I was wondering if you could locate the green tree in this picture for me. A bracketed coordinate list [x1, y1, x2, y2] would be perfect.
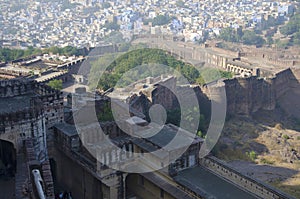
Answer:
[97, 72, 120, 91]
[47, 79, 63, 90]
[242, 30, 265, 46]
[197, 130, 204, 138]
[104, 21, 120, 31]
[280, 14, 300, 36]
[152, 15, 170, 26]
[62, 46, 80, 56]
[102, 2, 111, 9]
[196, 67, 232, 85]
[47, 46, 61, 55]
[291, 32, 300, 45]
[97, 102, 114, 122]
[219, 27, 239, 42]
[267, 36, 274, 45]
[176, 0, 185, 7]
[118, 43, 131, 52]
[246, 150, 257, 161]
[275, 39, 290, 48]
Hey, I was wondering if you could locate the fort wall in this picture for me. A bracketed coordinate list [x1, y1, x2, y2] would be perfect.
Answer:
[200, 156, 295, 199]
[201, 67, 300, 116]
[0, 79, 63, 154]
[51, 146, 105, 199]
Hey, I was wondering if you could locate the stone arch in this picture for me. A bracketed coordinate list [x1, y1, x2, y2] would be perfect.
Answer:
[126, 173, 140, 198]
[0, 139, 17, 176]
[0, 133, 17, 151]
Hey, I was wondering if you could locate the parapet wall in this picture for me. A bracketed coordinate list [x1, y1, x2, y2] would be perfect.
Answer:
[200, 156, 295, 199]
[225, 77, 276, 115]
[0, 79, 35, 97]
[272, 68, 297, 98]
[0, 79, 64, 127]
[128, 67, 299, 117]
[209, 67, 300, 116]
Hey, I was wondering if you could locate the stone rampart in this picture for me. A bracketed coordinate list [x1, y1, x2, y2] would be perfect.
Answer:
[200, 156, 295, 199]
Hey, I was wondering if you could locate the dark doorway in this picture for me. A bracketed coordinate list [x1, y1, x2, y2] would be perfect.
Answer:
[0, 140, 16, 199]
[49, 158, 58, 193]
[0, 140, 16, 177]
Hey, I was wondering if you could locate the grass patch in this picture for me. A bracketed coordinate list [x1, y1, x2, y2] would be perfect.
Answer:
[259, 158, 275, 165]
[214, 148, 252, 162]
[282, 134, 290, 140]
[270, 179, 300, 199]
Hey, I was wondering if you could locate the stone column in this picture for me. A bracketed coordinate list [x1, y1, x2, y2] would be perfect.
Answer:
[122, 173, 128, 199]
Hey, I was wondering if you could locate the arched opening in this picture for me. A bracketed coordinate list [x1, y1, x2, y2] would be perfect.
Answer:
[0, 140, 16, 199]
[126, 174, 139, 198]
[0, 140, 16, 177]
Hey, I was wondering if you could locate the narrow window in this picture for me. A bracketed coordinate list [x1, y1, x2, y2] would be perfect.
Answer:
[139, 176, 144, 186]
[160, 188, 164, 198]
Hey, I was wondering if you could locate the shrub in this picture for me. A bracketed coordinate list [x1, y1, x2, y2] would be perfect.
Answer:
[246, 150, 257, 161]
[47, 79, 63, 90]
[260, 158, 274, 165]
[282, 134, 290, 140]
[197, 130, 203, 138]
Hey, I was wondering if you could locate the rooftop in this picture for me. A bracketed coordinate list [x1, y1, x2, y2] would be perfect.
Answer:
[54, 122, 79, 137]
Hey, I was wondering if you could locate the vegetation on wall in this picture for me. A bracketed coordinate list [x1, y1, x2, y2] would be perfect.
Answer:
[97, 102, 114, 122]
[47, 79, 63, 90]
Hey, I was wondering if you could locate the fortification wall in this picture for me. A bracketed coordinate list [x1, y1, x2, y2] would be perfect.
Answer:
[214, 67, 299, 116]
[200, 156, 295, 199]
[290, 67, 300, 83]
[221, 77, 275, 116]
[272, 68, 296, 98]
[129, 67, 299, 117]
[0, 79, 35, 97]
[0, 79, 64, 153]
